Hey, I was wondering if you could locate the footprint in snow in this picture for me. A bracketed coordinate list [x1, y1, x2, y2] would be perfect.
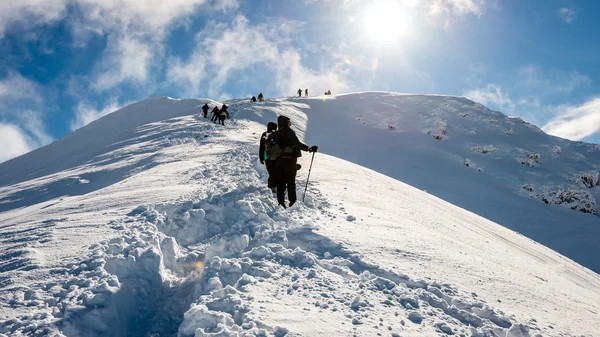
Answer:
[346, 215, 356, 222]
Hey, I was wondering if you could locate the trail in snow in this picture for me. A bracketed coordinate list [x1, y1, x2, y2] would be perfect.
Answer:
[2, 117, 538, 336]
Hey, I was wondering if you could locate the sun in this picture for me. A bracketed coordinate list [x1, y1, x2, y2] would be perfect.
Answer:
[363, 0, 413, 44]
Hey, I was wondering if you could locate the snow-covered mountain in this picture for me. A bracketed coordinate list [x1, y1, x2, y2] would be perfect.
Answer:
[1, 93, 599, 337]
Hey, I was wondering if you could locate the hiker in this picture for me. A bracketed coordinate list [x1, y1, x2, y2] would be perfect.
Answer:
[211, 106, 220, 123]
[305, 88, 308, 97]
[258, 93, 264, 102]
[219, 104, 229, 125]
[251, 96, 257, 103]
[274, 115, 318, 208]
[202, 103, 209, 118]
[297, 88, 302, 97]
[259, 122, 279, 191]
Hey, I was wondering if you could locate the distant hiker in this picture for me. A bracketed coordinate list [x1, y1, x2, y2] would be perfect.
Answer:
[273, 115, 318, 208]
[324, 90, 331, 95]
[219, 104, 229, 125]
[211, 106, 220, 123]
[258, 93, 264, 102]
[305, 88, 308, 97]
[297, 88, 302, 97]
[251, 96, 257, 103]
[259, 122, 279, 191]
[202, 103, 209, 118]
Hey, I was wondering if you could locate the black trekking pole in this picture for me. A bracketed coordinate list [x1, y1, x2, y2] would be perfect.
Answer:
[302, 152, 316, 202]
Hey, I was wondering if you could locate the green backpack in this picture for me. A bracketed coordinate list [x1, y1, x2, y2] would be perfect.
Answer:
[265, 131, 282, 160]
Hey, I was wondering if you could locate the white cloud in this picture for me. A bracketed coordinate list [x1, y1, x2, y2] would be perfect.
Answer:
[0, 123, 32, 163]
[71, 98, 127, 130]
[464, 64, 594, 127]
[0, 73, 42, 103]
[429, 0, 486, 16]
[463, 84, 515, 112]
[426, 0, 489, 26]
[0, 74, 52, 160]
[92, 36, 155, 92]
[167, 15, 350, 98]
[211, 0, 239, 12]
[1, 0, 222, 93]
[559, 7, 577, 23]
[0, 0, 67, 38]
[543, 98, 600, 141]
[517, 65, 590, 93]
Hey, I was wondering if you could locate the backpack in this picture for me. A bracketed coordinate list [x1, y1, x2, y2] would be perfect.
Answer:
[265, 131, 282, 160]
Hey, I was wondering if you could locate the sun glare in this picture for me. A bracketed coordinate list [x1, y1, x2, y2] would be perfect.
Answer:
[363, 0, 412, 44]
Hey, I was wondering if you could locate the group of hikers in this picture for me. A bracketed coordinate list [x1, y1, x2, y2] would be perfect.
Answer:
[250, 93, 265, 103]
[201, 103, 229, 125]
[200, 100, 318, 208]
[297, 88, 308, 97]
[259, 115, 318, 208]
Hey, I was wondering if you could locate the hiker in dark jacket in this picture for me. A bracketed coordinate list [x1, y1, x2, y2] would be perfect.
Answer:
[259, 122, 278, 191]
[202, 103, 209, 118]
[275, 115, 318, 208]
[258, 93, 264, 102]
[211, 106, 220, 123]
[251, 96, 257, 102]
[218, 104, 229, 125]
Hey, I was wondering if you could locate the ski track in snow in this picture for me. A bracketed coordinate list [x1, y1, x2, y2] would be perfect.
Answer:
[0, 96, 599, 337]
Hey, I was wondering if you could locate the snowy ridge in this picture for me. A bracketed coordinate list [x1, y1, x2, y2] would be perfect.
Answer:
[0, 94, 599, 336]
[228, 92, 600, 273]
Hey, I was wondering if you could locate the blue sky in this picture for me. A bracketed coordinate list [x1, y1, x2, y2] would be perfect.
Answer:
[1, 0, 600, 163]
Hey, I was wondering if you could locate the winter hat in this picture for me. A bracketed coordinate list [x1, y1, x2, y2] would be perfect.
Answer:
[277, 115, 290, 129]
[267, 122, 277, 132]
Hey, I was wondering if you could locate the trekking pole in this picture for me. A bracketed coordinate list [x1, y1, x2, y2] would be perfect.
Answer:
[302, 152, 316, 202]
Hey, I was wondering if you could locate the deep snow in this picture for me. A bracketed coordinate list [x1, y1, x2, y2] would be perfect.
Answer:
[0, 93, 599, 337]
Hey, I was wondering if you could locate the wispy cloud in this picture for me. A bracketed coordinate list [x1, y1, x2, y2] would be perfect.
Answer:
[543, 98, 600, 140]
[70, 98, 127, 131]
[0, 1, 67, 38]
[426, 0, 490, 27]
[0, 73, 42, 103]
[463, 65, 598, 135]
[0, 74, 51, 162]
[464, 84, 515, 112]
[559, 7, 577, 23]
[0, 123, 33, 163]
[167, 15, 350, 98]
[92, 36, 155, 92]
[517, 65, 590, 93]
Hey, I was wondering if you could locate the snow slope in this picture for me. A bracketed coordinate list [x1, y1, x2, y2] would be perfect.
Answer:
[228, 92, 600, 273]
[0, 93, 599, 337]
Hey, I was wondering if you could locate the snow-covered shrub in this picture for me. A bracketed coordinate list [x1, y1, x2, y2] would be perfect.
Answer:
[536, 188, 597, 214]
[468, 130, 476, 135]
[552, 146, 561, 155]
[521, 184, 534, 192]
[504, 129, 514, 135]
[471, 145, 499, 154]
[426, 119, 448, 140]
[522, 185, 597, 214]
[464, 159, 483, 172]
[459, 112, 469, 117]
[488, 119, 498, 124]
[574, 171, 600, 188]
[519, 150, 541, 167]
